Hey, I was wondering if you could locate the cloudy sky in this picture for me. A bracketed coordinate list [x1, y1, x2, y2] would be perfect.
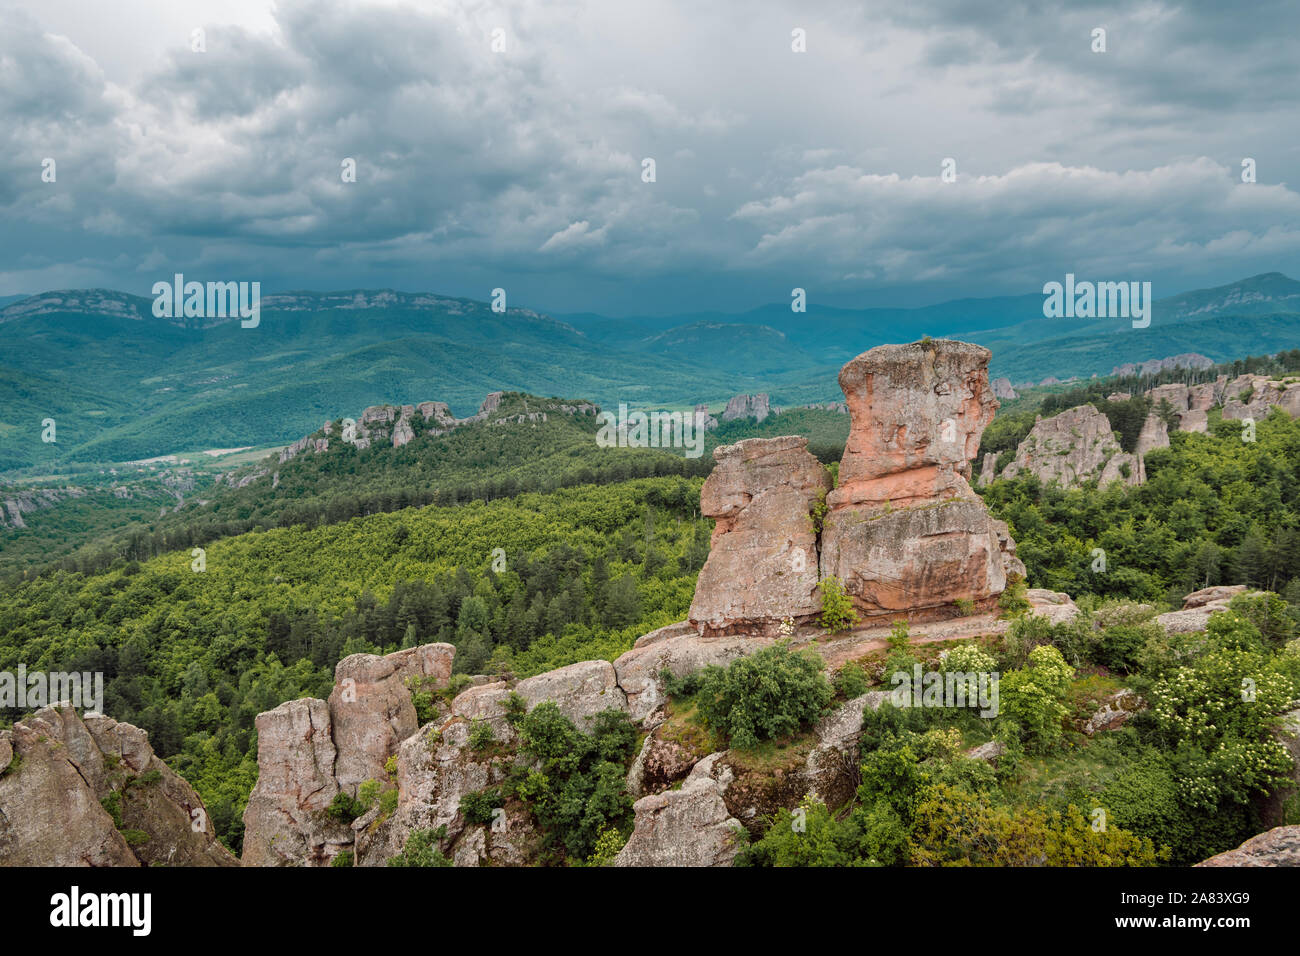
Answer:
[2, 0, 1297, 314]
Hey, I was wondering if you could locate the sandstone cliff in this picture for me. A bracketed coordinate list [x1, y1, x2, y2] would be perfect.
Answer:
[820, 340, 1019, 621]
[0, 706, 237, 866]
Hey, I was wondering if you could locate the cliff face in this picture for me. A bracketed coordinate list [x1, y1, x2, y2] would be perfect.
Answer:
[0, 706, 237, 867]
[1000, 405, 1142, 489]
[690, 340, 1021, 633]
[819, 341, 1019, 621]
[688, 437, 830, 636]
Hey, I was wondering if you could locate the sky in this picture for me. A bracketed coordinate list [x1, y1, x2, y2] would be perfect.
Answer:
[1, 0, 1298, 315]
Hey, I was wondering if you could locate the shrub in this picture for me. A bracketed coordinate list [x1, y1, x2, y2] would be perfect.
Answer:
[387, 828, 452, 867]
[941, 643, 997, 676]
[508, 703, 639, 860]
[833, 661, 869, 699]
[1095, 620, 1162, 674]
[998, 575, 1031, 617]
[910, 785, 1162, 866]
[459, 787, 503, 825]
[954, 598, 976, 617]
[585, 827, 628, 866]
[330, 850, 354, 867]
[818, 576, 859, 633]
[696, 643, 833, 749]
[999, 646, 1075, 751]
[468, 719, 496, 752]
[325, 790, 366, 824]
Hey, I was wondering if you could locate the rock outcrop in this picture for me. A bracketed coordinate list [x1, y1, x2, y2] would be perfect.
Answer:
[688, 437, 830, 636]
[1196, 826, 1300, 866]
[1112, 353, 1213, 378]
[1155, 584, 1258, 635]
[0, 706, 237, 867]
[991, 377, 1018, 400]
[1001, 405, 1137, 488]
[721, 393, 771, 423]
[614, 754, 743, 867]
[820, 340, 1019, 621]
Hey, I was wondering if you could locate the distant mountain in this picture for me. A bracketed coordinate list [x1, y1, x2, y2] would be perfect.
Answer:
[1, 274, 1296, 472]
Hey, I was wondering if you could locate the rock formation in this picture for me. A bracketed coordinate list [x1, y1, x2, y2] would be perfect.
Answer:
[991, 377, 1018, 400]
[1155, 584, 1261, 635]
[1112, 353, 1213, 378]
[819, 340, 1020, 621]
[1197, 826, 1300, 866]
[688, 437, 830, 636]
[1000, 405, 1140, 488]
[721, 393, 771, 422]
[0, 706, 237, 866]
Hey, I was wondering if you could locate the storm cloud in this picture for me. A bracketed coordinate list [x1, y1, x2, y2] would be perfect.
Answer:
[1, 0, 1297, 313]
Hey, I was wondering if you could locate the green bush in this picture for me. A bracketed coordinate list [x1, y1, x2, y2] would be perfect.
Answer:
[459, 787, 503, 825]
[696, 643, 833, 749]
[468, 719, 496, 752]
[325, 790, 366, 824]
[818, 576, 859, 633]
[387, 828, 452, 867]
[999, 646, 1075, 751]
[508, 703, 639, 860]
[330, 850, 354, 867]
[833, 661, 869, 699]
[1096, 620, 1162, 674]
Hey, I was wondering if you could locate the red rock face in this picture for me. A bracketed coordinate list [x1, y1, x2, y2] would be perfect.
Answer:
[686, 340, 1020, 634]
[688, 436, 831, 636]
[831, 341, 998, 510]
[822, 340, 1017, 621]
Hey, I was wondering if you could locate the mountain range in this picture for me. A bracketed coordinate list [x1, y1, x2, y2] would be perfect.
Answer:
[1, 272, 1297, 470]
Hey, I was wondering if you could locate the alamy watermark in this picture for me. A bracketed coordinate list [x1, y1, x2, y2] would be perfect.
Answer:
[889, 664, 999, 718]
[152, 273, 260, 328]
[1042, 273, 1151, 329]
[596, 404, 707, 458]
[0, 666, 104, 715]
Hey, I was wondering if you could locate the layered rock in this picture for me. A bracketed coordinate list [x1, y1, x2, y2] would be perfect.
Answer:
[820, 340, 1019, 621]
[1001, 405, 1140, 488]
[688, 437, 830, 636]
[721, 393, 771, 422]
[0, 706, 237, 867]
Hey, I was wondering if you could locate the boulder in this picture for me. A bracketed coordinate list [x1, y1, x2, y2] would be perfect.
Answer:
[0, 706, 237, 867]
[688, 437, 830, 635]
[1259, 708, 1300, 829]
[329, 643, 455, 794]
[627, 729, 703, 798]
[1196, 826, 1300, 867]
[964, 740, 1006, 764]
[1082, 690, 1145, 735]
[1026, 589, 1080, 625]
[242, 698, 349, 867]
[514, 660, 627, 730]
[614, 754, 743, 867]
[804, 692, 889, 806]
[1182, 584, 1249, 608]
[613, 624, 772, 724]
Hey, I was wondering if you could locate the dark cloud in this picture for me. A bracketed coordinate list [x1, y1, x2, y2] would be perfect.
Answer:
[0, 0, 1296, 313]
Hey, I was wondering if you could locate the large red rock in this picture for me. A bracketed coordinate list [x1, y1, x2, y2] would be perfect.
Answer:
[830, 340, 997, 509]
[688, 436, 831, 636]
[821, 340, 1018, 620]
